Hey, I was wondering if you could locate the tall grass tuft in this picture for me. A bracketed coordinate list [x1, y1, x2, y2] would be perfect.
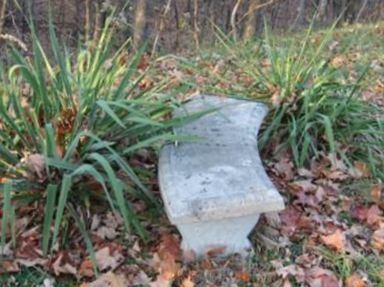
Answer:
[188, 22, 384, 179]
[0, 17, 198, 259]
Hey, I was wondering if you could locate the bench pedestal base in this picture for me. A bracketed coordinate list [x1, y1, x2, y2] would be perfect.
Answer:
[177, 214, 260, 257]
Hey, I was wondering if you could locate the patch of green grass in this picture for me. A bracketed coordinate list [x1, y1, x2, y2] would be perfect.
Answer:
[246, 244, 285, 284]
[357, 254, 384, 286]
[337, 210, 354, 225]
[320, 248, 354, 280]
[0, 267, 75, 287]
[320, 247, 384, 286]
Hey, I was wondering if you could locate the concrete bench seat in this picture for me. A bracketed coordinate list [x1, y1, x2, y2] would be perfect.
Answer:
[158, 95, 284, 256]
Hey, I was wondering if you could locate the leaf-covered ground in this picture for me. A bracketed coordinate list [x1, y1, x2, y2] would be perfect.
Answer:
[1, 23, 384, 287]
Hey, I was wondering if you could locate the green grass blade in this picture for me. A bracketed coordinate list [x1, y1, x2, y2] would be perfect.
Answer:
[1, 182, 12, 250]
[42, 184, 58, 256]
[67, 204, 98, 277]
[51, 175, 72, 251]
[96, 100, 126, 128]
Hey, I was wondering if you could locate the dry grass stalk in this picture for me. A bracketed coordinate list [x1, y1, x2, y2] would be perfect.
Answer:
[0, 33, 27, 51]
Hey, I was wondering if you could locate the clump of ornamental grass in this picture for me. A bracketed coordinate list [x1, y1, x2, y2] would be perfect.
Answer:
[0, 17, 199, 265]
[194, 21, 384, 179]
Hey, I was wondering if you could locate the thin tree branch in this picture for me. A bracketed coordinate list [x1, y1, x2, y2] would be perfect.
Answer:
[0, 0, 8, 37]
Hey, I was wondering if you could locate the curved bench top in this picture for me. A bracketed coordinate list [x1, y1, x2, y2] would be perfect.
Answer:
[159, 95, 284, 224]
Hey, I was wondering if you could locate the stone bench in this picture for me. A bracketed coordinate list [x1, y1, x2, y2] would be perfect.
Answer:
[158, 95, 284, 257]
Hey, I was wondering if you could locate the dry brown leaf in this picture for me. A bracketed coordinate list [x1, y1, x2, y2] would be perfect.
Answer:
[131, 270, 151, 286]
[283, 279, 293, 287]
[152, 234, 181, 283]
[95, 246, 124, 272]
[212, 59, 225, 74]
[261, 58, 272, 67]
[52, 253, 77, 276]
[150, 277, 171, 287]
[276, 264, 305, 283]
[371, 228, 384, 251]
[95, 226, 118, 240]
[321, 229, 345, 252]
[295, 191, 318, 208]
[139, 78, 154, 90]
[345, 274, 366, 287]
[235, 271, 251, 282]
[158, 234, 180, 260]
[79, 259, 94, 278]
[327, 154, 347, 171]
[206, 245, 227, 257]
[81, 272, 127, 287]
[306, 267, 340, 287]
[158, 256, 179, 281]
[366, 205, 382, 226]
[329, 41, 339, 51]
[0, 261, 19, 274]
[371, 185, 382, 203]
[279, 206, 302, 236]
[17, 258, 48, 268]
[181, 276, 195, 287]
[274, 157, 294, 180]
[271, 88, 282, 107]
[324, 170, 349, 181]
[350, 205, 369, 222]
[25, 154, 46, 179]
[289, 180, 317, 193]
[331, 55, 347, 68]
[352, 161, 371, 178]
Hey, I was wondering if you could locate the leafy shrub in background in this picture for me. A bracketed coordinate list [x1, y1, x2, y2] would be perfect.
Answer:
[0, 18, 197, 260]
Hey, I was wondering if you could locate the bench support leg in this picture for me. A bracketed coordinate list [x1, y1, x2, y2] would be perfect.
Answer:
[177, 214, 260, 257]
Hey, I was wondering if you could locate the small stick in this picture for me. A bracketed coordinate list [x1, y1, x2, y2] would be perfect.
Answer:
[0, 0, 8, 38]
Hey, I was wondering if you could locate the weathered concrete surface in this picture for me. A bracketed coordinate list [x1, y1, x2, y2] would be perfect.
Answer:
[158, 95, 284, 256]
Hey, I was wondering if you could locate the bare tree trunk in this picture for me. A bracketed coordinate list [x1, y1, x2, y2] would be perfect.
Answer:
[271, 0, 282, 29]
[173, 0, 180, 50]
[340, 0, 348, 20]
[329, 0, 334, 19]
[230, 0, 242, 41]
[151, 0, 172, 55]
[133, 0, 147, 49]
[243, 0, 259, 40]
[193, 0, 199, 49]
[0, 0, 8, 36]
[205, 0, 217, 45]
[85, 0, 90, 43]
[318, 0, 328, 20]
[225, 0, 232, 32]
[93, 1, 103, 43]
[291, 0, 306, 29]
[356, 0, 369, 22]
